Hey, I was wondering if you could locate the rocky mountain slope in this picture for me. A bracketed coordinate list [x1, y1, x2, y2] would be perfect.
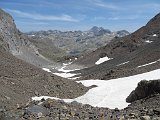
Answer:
[0, 9, 29, 53]
[0, 8, 160, 120]
[0, 48, 88, 110]
[1, 7, 129, 66]
[0, 9, 89, 110]
[1, 80, 160, 120]
[69, 12, 160, 80]
[0, 9, 64, 67]
[73, 13, 160, 67]
[26, 26, 129, 57]
[29, 37, 66, 62]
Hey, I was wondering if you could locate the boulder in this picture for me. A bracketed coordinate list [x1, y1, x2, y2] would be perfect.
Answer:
[126, 80, 160, 103]
[25, 105, 50, 118]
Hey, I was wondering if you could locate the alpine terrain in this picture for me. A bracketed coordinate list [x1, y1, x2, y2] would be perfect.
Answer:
[0, 7, 160, 120]
[26, 27, 129, 58]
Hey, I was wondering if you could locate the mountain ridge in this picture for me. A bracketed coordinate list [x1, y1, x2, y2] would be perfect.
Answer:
[68, 12, 160, 80]
[72, 12, 160, 67]
[26, 27, 129, 57]
[0, 8, 160, 120]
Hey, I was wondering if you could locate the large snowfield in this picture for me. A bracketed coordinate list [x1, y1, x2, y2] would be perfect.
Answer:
[35, 68, 160, 109]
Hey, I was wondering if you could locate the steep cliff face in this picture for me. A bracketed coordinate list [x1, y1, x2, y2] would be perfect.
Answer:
[0, 9, 29, 54]
[0, 9, 58, 67]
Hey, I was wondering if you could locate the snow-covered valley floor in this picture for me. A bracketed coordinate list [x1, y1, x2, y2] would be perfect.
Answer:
[42, 62, 81, 79]
[51, 62, 81, 79]
[34, 68, 160, 109]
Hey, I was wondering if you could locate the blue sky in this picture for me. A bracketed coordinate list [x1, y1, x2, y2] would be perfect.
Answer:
[0, 0, 160, 32]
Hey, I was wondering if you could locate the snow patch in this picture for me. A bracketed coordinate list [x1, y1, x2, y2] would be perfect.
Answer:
[29, 35, 35, 37]
[117, 61, 129, 66]
[69, 77, 81, 80]
[145, 40, 152, 43]
[42, 68, 51, 72]
[57, 62, 80, 73]
[33, 68, 160, 109]
[52, 62, 80, 79]
[137, 59, 160, 68]
[58, 66, 80, 73]
[153, 34, 157, 37]
[53, 72, 78, 78]
[95, 56, 112, 65]
[62, 62, 72, 66]
[58, 66, 72, 73]
[32, 96, 60, 101]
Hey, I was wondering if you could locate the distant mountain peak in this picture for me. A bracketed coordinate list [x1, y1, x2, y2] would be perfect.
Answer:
[89, 26, 111, 36]
[90, 26, 103, 31]
[90, 26, 109, 32]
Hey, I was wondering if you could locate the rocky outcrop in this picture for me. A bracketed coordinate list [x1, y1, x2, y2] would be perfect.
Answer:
[0, 9, 29, 54]
[126, 80, 160, 103]
[0, 9, 60, 67]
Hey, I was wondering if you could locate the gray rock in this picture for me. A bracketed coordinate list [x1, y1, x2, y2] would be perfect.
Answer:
[0, 111, 5, 120]
[140, 116, 150, 120]
[25, 105, 50, 118]
[126, 80, 160, 103]
[153, 117, 160, 120]
[153, 108, 160, 115]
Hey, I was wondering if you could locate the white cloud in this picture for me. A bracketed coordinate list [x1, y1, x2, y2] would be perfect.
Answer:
[0, 1, 64, 8]
[108, 17, 120, 20]
[87, 0, 122, 10]
[16, 21, 48, 25]
[108, 15, 143, 20]
[139, 3, 160, 9]
[5, 9, 79, 22]
[93, 16, 106, 20]
[123, 3, 160, 12]
[95, 3, 118, 10]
